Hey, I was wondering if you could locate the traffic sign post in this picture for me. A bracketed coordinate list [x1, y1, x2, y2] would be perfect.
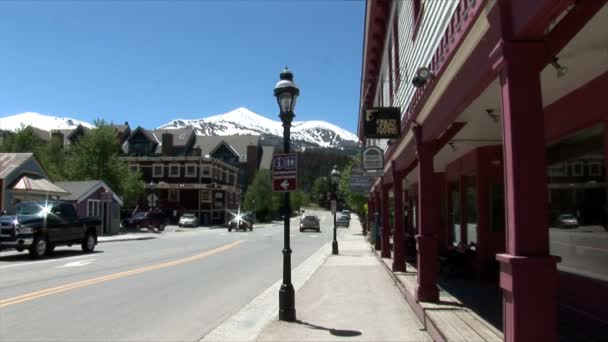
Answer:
[272, 153, 298, 192]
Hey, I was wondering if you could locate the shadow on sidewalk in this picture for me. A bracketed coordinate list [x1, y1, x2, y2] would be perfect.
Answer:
[293, 320, 362, 337]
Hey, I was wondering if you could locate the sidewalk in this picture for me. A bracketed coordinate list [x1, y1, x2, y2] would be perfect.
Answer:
[256, 222, 431, 341]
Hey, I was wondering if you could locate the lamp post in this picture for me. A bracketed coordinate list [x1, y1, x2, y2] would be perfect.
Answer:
[148, 182, 156, 208]
[274, 66, 299, 322]
[330, 165, 340, 255]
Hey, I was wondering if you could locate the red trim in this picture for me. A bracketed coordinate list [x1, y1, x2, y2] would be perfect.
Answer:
[545, 0, 608, 63]
[411, 0, 423, 41]
[544, 71, 608, 143]
[506, 0, 573, 38]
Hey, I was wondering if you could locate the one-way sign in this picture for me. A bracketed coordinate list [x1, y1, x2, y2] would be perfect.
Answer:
[272, 153, 297, 192]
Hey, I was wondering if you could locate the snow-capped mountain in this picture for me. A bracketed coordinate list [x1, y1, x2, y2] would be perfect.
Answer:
[0, 112, 94, 131]
[159, 107, 359, 149]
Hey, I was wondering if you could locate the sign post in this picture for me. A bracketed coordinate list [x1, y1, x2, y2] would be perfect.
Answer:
[272, 153, 298, 192]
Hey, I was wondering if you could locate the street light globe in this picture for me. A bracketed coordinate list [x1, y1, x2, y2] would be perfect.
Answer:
[330, 165, 340, 184]
[274, 67, 300, 122]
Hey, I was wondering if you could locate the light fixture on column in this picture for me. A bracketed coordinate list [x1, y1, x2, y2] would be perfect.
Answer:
[412, 67, 433, 88]
[486, 109, 499, 122]
[551, 57, 568, 78]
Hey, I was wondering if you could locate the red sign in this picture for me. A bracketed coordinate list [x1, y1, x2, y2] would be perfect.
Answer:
[272, 153, 297, 192]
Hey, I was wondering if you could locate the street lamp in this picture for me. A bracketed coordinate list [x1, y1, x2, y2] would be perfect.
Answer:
[330, 165, 341, 255]
[274, 66, 299, 322]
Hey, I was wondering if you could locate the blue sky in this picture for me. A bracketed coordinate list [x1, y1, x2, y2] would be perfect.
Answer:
[0, 1, 365, 133]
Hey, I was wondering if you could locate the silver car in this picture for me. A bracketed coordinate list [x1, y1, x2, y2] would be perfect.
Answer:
[179, 213, 199, 227]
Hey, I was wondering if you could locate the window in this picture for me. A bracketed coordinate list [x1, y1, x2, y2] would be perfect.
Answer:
[222, 171, 227, 183]
[589, 162, 603, 177]
[548, 163, 567, 177]
[185, 164, 197, 177]
[571, 162, 584, 176]
[202, 165, 211, 177]
[412, 0, 423, 40]
[168, 190, 179, 202]
[87, 199, 101, 217]
[128, 164, 139, 174]
[153, 164, 164, 178]
[450, 185, 460, 246]
[200, 190, 211, 203]
[464, 177, 478, 248]
[169, 164, 180, 177]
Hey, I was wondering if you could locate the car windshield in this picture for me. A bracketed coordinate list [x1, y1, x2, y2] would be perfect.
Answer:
[6, 202, 48, 216]
[303, 216, 318, 222]
[182, 214, 195, 219]
[132, 212, 147, 219]
[560, 214, 576, 220]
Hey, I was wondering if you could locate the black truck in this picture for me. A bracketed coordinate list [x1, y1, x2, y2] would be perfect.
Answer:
[0, 201, 101, 258]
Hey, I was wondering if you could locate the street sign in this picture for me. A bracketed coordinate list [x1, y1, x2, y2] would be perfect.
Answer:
[362, 146, 384, 170]
[272, 153, 298, 192]
[350, 176, 374, 194]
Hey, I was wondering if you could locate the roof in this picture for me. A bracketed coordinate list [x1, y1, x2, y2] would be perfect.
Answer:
[194, 135, 260, 159]
[259, 145, 275, 170]
[153, 128, 195, 147]
[55, 180, 123, 205]
[11, 176, 69, 196]
[110, 124, 130, 134]
[129, 126, 158, 144]
[0, 153, 35, 179]
[29, 126, 51, 141]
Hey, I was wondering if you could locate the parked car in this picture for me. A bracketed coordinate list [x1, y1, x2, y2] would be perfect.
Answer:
[228, 212, 254, 231]
[0, 201, 100, 258]
[300, 215, 320, 232]
[121, 209, 168, 231]
[336, 213, 350, 228]
[555, 214, 579, 228]
[178, 213, 199, 227]
[341, 210, 351, 220]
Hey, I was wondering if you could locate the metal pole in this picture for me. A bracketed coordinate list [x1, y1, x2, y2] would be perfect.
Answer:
[332, 187, 339, 255]
[279, 113, 295, 322]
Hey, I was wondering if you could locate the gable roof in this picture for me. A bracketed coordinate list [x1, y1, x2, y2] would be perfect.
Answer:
[152, 128, 195, 148]
[128, 126, 158, 144]
[194, 135, 260, 159]
[0, 153, 37, 179]
[55, 180, 123, 205]
[12, 176, 69, 196]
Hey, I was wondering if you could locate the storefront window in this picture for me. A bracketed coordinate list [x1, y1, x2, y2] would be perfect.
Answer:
[547, 124, 607, 281]
[450, 185, 460, 246]
[465, 177, 478, 248]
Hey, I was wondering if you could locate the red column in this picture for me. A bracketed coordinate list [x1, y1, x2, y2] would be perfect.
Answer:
[494, 38, 559, 341]
[374, 191, 381, 251]
[381, 185, 391, 258]
[414, 125, 439, 302]
[392, 161, 406, 272]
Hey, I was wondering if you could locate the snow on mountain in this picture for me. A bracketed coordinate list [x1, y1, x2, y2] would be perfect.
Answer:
[0, 112, 94, 131]
[159, 107, 359, 148]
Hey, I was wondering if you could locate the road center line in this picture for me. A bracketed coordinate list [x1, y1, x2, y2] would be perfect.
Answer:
[0, 240, 243, 308]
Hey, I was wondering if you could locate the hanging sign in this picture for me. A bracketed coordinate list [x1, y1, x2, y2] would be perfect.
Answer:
[363, 107, 401, 139]
[362, 146, 384, 171]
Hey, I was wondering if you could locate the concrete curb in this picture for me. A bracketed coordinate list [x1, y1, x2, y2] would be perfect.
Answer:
[200, 242, 332, 342]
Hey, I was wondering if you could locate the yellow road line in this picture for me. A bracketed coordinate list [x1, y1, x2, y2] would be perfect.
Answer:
[0, 240, 243, 308]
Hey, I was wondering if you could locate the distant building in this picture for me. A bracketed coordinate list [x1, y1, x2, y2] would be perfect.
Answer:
[56, 180, 123, 235]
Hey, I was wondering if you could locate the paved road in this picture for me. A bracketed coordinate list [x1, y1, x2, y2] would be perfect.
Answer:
[0, 209, 339, 342]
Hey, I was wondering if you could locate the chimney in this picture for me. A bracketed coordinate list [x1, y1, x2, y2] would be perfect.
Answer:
[51, 131, 64, 147]
[162, 133, 173, 156]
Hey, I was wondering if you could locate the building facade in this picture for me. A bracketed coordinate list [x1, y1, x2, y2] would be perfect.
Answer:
[359, 0, 608, 341]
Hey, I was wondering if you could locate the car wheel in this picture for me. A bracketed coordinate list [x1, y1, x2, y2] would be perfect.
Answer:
[158, 224, 165, 232]
[29, 236, 48, 259]
[228, 228, 232, 232]
[81, 231, 96, 253]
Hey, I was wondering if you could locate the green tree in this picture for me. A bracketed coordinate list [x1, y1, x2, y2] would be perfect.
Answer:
[65, 121, 144, 208]
[311, 177, 329, 207]
[243, 169, 276, 222]
[339, 156, 369, 224]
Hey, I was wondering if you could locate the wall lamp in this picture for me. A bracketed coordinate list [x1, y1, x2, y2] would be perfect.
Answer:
[412, 67, 433, 88]
[551, 57, 568, 78]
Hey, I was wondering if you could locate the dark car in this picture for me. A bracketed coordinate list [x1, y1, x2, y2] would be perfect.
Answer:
[0, 201, 100, 258]
[300, 215, 320, 232]
[228, 212, 254, 232]
[555, 214, 579, 228]
[336, 213, 350, 227]
[121, 209, 168, 231]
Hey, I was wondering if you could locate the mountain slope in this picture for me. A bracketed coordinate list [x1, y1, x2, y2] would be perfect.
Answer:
[159, 107, 359, 148]
[0, 112, 95, 131]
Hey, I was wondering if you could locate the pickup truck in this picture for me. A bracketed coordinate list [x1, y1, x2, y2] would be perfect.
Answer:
[0, 200, 101, 258]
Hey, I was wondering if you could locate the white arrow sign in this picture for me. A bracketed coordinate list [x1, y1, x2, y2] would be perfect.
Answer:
[58, 259, 95, 268]
[280, 180, 290, 190]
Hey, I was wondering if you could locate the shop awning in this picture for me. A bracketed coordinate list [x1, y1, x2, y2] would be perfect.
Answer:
[11, 176, 70, 197]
